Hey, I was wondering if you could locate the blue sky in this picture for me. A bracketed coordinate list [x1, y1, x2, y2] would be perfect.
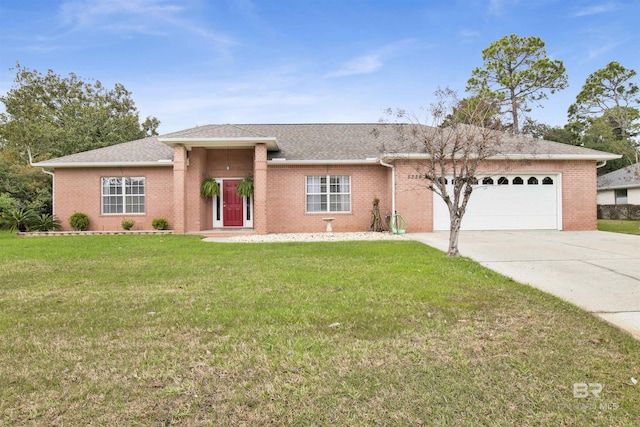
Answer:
[1, 0, 638, 134]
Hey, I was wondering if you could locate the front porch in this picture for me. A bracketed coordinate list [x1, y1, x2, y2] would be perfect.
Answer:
[165, 137, 271, 235]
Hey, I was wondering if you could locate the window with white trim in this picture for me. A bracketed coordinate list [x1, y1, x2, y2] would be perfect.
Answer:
[615, 189, 628, 204]
[102, 177, 145, 214]
[306, 175, 351, 213]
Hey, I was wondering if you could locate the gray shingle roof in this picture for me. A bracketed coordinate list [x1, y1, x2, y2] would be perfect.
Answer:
[597, 163, 640, 190]
[32, 135, 174, 166]
[33, 123, 620, 167]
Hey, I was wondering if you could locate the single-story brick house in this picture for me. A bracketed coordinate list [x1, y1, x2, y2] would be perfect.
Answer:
[32, 123, 620, 234]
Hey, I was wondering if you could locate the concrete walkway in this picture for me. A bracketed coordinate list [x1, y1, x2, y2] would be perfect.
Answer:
[406, 230, 640, 340]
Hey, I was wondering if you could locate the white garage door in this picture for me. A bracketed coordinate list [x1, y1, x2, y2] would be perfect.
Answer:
[433, 174, 560, 231]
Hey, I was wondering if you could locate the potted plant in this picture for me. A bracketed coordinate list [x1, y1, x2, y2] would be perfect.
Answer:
[200, 177, 220, 198]
[236, 176, 254, 197]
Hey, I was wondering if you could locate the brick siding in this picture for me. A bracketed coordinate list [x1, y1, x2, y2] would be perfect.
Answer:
[53, 167, 173, 231]
[266, 164, 390, 233]
[52, 156, 598, 233]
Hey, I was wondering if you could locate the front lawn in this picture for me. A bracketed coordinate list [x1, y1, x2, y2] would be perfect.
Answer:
[598, 219, 640, 235]
[0, 232, 638, 426]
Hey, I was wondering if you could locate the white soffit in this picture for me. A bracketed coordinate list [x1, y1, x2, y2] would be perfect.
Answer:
[159, 137, 279, 151]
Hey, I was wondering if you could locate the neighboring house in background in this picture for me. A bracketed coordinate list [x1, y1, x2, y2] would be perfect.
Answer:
[597, 163, 640, 205]
[32, 123, 620, 234]
[597, 163, 640, 220]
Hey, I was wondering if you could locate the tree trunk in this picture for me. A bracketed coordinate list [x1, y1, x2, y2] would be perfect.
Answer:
[369, 196, 389, 232]
[448, 214, 462, 257]
[511, 90, 519, 134]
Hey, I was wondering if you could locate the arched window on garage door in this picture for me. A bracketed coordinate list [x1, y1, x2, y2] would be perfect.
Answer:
[542, 177, 554, 185]
[528, 177, 539, 185]
[482, 177, 494, 185]
[497, 176, 509, 185]
[512, 176, 524, 185]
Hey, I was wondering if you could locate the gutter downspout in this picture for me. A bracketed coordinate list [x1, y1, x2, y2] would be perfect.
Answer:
[379, 159, 395, 213]
[596, 161, 607, 169]
[28, 147, 56, 214]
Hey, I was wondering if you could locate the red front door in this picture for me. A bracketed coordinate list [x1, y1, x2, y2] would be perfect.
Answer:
[223, 180, 243, 226]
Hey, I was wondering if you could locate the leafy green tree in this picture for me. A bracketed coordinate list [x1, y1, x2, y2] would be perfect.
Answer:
[521, 118, 578, 145]
[0, 64, 160, 214]
[467, 34, 568, 134]
[0, 63, 160, 162]
[544, 126, 578, 145]
[568, 61, 639, 139]
[442, 94, 502, 129]
[0, 193, 20, 215]
[141, 116, 161, 137]
[0, 151, 51, 213]
[579, 116, 637, 174]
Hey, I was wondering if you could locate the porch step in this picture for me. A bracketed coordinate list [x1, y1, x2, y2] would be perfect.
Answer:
[192, 229, 257, 238]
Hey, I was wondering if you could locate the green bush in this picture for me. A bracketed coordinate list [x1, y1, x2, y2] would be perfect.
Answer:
[31, 213, 62, 232]
[0, 208, 37, 232]
[0, 194, 20, 215]
[121, 219, 135, 230]
[151, 217, 169, 230]
[69, 212, 90, 231]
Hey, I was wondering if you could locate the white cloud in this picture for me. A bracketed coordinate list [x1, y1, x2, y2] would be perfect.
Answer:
[487, 0, 519, 16]
[326, 54, 383, 78]
[573, 3, 619, 17]
[325, 39, 418, 79]
[458, 29, 481, 43]
[58, 0, 234, 48]
[587, 42, 620, 60]
[60, 0, 182, 28]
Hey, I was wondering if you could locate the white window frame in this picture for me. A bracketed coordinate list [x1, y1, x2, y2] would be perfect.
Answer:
[306, 175, 351, 213]
[101, 177, 146, 215]
[615, 189, 628, 205]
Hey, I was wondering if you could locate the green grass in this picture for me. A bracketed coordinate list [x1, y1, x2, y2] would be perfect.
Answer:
[1, 232, 638, 426]
[598, 219, 640, 235]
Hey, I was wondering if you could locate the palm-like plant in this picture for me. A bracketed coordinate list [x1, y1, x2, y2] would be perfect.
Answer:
[31, 213, 62, 232]
[0, 208, 38, 232]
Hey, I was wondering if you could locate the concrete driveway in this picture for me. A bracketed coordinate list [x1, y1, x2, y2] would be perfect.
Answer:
[406, 230, 640, 340]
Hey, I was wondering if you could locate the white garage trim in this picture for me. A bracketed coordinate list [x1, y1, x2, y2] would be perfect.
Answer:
[433, 173, 562, 231]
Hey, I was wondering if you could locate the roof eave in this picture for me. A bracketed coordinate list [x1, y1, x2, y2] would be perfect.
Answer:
[159, 137, 280, 151]
[597, 183, 640, 191]
[381, 153, 623, 161]
[31, 161, 173, 168]
[489, 153, 622, 161]
[267, 159, 380, 165]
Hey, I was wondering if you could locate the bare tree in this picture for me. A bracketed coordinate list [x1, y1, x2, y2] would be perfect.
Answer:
[379, 88, 507, 256]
